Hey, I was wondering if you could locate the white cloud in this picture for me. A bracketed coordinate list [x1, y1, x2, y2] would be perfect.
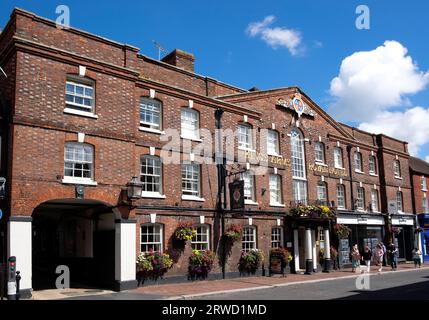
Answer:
[246, 15, 302, 56]
[425, 156, 429, 163]
[358, 107, 429, 156]
[329, 41, 429, 122]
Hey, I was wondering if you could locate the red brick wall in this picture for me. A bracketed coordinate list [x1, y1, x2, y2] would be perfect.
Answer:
[412, 174, 428, 214]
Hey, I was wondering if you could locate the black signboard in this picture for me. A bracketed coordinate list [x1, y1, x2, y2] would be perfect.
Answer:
[269, 252, 285, 277]
[229, 180, 244, 210]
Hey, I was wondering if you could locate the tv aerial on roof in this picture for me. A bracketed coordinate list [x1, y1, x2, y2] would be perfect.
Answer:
[152, 40, 167, 61]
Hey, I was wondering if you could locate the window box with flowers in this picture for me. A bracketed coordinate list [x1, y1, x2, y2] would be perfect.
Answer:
[175, 222, 197, 241]
[223, 224, 242, 242]
[136, 251, 173, 285]
[287, 205, 336, 220]
[238, 249, 264, 276]
[188, 249, 215, 281]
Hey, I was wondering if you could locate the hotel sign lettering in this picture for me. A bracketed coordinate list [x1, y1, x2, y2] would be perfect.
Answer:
[245, 151, 291, 168]
[308, 164, 347, 177]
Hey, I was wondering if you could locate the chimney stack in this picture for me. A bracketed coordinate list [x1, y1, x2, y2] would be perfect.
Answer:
[162, 49, 195, 73]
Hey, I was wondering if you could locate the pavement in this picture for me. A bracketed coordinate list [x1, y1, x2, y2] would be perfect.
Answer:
[30, 262, 429, 300]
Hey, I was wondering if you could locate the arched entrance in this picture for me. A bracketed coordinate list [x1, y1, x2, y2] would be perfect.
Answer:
[32, 199, 116, 290]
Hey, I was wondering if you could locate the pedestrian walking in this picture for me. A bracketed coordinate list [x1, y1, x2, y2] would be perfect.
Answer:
[381, 242, 387, 266]
[362, 245, 372, 273]
[374, 242, 384, 272]
[387, 242, 398, 271]
[351, 244, 361, 273]
[412, 248, 422, 268]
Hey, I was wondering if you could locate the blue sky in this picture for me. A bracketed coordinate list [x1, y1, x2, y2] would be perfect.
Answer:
[1, 0, 429, 160]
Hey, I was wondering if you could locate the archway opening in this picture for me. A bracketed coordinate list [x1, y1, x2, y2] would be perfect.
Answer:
[32, 199, 116, 291]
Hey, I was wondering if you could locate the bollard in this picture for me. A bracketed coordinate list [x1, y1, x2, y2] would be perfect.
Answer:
[16, 271, 21, 300]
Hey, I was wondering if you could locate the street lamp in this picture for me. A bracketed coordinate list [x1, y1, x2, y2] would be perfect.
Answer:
[127, 177, 143, 200]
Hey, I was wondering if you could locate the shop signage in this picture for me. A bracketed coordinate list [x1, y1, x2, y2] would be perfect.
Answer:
[244, 150, 291, 168]
[357, 217, 368, 224]
[229, 180, 244, 210]
[308, 164, 347, 177]
[398, 218, 408, 225]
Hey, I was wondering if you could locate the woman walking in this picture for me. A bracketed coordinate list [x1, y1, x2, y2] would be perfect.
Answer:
[374, 242, 385, 272]
[351, 244, 361, 273]
[362, 245, 372, 273]
[412, 247, 422, 268]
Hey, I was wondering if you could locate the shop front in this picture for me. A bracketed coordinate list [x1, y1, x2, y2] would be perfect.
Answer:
[418, 214, 429, 263]
[391, 214, 415, 261]
[336, 211, 385, 267]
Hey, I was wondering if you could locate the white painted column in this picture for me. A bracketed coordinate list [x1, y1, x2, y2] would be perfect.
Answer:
[293, 229, 300, 272]
[324, 228, 331, 260]
[7, 217, 32, 292]
[115, 219, 137, 290]
[312, 229, 317, 271]
[305, 228, 313, 261]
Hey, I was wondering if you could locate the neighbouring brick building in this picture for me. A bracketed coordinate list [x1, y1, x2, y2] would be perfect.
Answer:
[0, 8, 417, 297]
[410, 157, 429, 263]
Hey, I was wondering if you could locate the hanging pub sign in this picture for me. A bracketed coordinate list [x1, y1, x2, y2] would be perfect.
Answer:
[229, 180, 244, 210]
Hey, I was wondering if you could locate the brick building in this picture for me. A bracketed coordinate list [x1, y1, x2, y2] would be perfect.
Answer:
[409, 157, 429, 263]
[0, 8, 417, 297]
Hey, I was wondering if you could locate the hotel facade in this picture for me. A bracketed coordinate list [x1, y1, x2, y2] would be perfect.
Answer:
[0, 9, 417, 297]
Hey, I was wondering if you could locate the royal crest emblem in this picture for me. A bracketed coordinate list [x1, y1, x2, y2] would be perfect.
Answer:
[276, 93, 315, 118]
[292, 93, 305, 118]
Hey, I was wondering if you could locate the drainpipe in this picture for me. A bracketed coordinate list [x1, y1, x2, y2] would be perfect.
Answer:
[346, 145, 355, 211]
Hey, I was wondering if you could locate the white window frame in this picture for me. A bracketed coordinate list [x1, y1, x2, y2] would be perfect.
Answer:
[65, 79, 95, 115]
[242, 226, 257, 252]
[314, 142, 325, 164]
[334, 147, 344, 169]
[421, 176, 427, 191]
[291, 129, 306, 179]
[241, 171, 256, 204]
[317, 182, 328, 204]
[63, 142, 95, 185]
[371, 189, 379, 212]
[191, 225, 210, 251]
[181, 108, 200, 140]
[354, 152, 363, 173]
[269, 174, 283, 206]
[394, 160, 402, 178]
[140, 155, 164, 198]
[238, 124, 254, 151]
[140, 223, 163, 253]
[336, 184, 345, 209]
[396, 191, 403, 213]
[181, 162, 202, 199]
[369, 156, 377, 175]
[267, 130, 280, 155]
[293, 180, 308, 205]
[271, 227, 283, 249]
[356, 187, 365, 210]
[140, 98, 162, 132]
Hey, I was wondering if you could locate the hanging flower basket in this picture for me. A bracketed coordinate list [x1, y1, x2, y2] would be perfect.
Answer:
[287, 205, 336, 219]
[175, 222, 197, 241]
[334, 224, 352, 239]
[224, 224, 242, 242]
[270, 248, 293, 264]
[188, 250, 215, 280]
[136, 251, 173, 282]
